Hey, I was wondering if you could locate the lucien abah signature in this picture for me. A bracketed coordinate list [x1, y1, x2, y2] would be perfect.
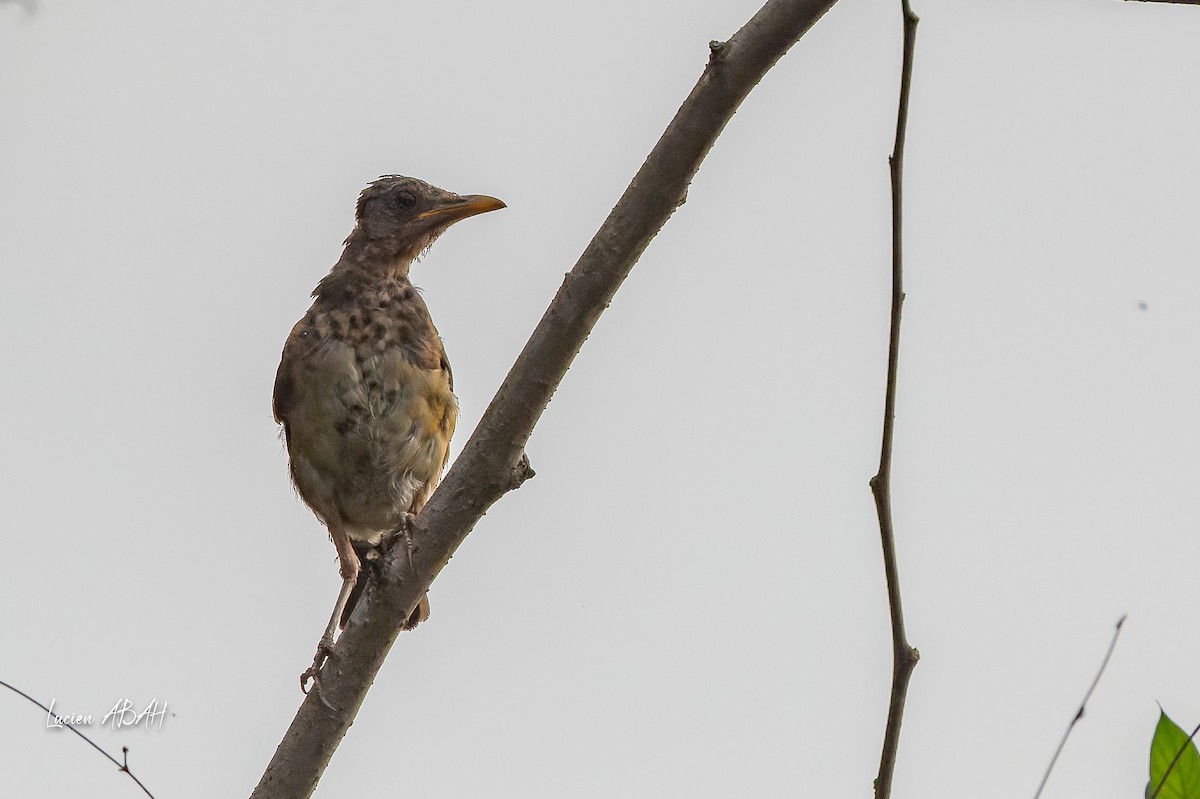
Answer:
[45, 698, 168, 731]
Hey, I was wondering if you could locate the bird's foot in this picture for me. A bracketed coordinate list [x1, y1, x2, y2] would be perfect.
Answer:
[382, 512, 418, 575]
[300, 636, 336, 699]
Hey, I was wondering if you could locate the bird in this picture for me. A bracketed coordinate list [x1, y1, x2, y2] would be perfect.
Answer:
[273, 175, 504, 687]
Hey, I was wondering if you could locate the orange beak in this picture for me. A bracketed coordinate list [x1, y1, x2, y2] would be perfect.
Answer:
[416, 194, 506, 224]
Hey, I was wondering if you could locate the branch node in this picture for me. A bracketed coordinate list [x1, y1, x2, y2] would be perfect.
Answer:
[708, 39, 728, 63]
[508, 451, 535, 491]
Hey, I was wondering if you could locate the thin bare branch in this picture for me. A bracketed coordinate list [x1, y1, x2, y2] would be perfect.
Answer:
[1032, 616, 1127, 799]
[869, 2, 919, 798]
[251, 1, 839, 797]
[0, 679, 156, 799]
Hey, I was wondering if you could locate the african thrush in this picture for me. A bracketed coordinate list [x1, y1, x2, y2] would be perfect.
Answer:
[274, 176, 504, 683]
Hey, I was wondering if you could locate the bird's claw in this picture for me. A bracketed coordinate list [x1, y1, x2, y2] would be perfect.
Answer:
[301, 670, 339, 712]
[300, 638, 336, 696]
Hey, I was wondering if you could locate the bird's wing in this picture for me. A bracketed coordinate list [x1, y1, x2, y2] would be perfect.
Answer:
[273, 318, 319, 426]
[437, 347, 455, 472]
[272, 355, 294, 427]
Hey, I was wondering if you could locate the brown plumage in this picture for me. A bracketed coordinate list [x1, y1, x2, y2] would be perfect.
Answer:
[274, 175, 504, 683]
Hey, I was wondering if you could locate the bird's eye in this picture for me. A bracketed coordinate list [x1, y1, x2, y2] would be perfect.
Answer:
[394, 190, 416, 208]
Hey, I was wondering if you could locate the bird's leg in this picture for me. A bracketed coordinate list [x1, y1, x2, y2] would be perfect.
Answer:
[300, 521, 360, 694]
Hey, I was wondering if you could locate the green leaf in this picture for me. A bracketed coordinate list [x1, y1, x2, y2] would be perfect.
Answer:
[1147, 710, 1200, 799]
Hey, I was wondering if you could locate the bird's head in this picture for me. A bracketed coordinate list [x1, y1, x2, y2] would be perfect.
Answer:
[351, 175, 505, 263]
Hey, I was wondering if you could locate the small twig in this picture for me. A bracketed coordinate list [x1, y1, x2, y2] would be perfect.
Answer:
[1032, 615, 1127, 799]
[0, 679, 157, 799]
[1148, 718, 1200, 799]
[869, 3, 919, 798]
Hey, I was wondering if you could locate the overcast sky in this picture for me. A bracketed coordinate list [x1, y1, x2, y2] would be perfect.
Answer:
[3, 1, 1200, 797]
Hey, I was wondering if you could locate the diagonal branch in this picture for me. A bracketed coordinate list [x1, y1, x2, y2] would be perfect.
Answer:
[251, 1, 838, 797]
[869, 2, 919, 799]
[1033, 616, 1126, 799]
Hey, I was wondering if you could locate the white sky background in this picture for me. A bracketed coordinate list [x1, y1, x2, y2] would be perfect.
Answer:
[2, 0, 1199, 796]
